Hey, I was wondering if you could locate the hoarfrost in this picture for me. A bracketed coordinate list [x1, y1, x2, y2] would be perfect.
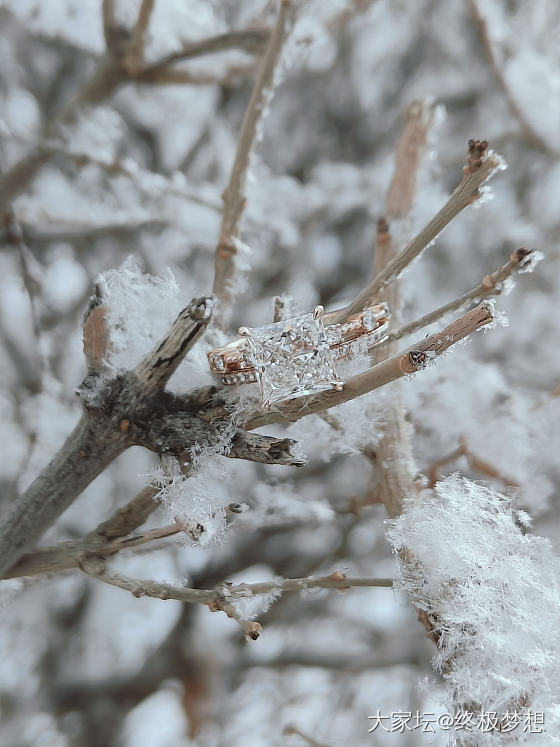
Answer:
[388, 475, 560, 740]
[97, 258, 184, 371]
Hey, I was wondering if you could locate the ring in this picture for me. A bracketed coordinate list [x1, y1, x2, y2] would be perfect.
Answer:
[207, 302, 389, 407]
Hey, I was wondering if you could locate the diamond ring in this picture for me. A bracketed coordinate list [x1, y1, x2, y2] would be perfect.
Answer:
[207, 302, 389, 408]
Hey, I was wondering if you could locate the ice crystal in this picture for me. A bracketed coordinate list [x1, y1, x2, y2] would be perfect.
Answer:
[388, 475, 560, 742]
[97, 257, 183, 371]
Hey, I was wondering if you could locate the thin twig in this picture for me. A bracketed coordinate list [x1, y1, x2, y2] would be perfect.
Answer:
[137, 28, 270, 80]
[387, 247, 536, 344]
[212, 0, 294, 327]
[283, 725, 332, 747]
[470, 0, 556, 155]
[428, 436, 519, 489]
[331, 140, 504, 322]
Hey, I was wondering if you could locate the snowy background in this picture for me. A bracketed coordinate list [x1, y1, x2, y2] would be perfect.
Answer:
[0, 1, 559, 745]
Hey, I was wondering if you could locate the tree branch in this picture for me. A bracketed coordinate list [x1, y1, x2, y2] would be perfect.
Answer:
[136, 28, 270, 81]
[0, 415, 129, 577]
[470, 0, 557, 155]
[212, 0, 294, 327]
[331, 139, 504, 323]
[386, 247, 536, 344]
[134, 296, 213, 396]
[78, 561, 392, 639]
[229, 430, 307, 466]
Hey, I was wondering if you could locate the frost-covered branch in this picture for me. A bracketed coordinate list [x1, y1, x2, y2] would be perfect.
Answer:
[0, 293, 215, 576]
[78, 561, 392, 638]
[387, 247, 538, 344]
[0, 7, 269, 213]
[134, 296, 213, 396]
[332, 139, 505, 322]
[212, 0, 294, 328]
[388, 476, 560, 728]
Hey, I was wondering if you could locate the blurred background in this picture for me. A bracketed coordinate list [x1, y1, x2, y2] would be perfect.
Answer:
[0, 1, 559, 745]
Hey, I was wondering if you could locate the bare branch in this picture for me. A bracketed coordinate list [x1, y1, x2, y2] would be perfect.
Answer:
[93, 485, 159, 540]
[212, 1, 294, 327]
[134, 296, 213, 396]
[123, 0, 155, 74]
[101, 0, 118, 49]
[387, 247, 536, 344]
[0, 416, 129, 578]
[428, 435, 519, 489]
[134, 63, 257, 86]
[470, 0, 557, 155]
[137, 28, 270, 80]
[229, 431, 307, 466]
[283, 725, 331, 747]
[79, 561, 392, 603]
[332, 140, 504, 322]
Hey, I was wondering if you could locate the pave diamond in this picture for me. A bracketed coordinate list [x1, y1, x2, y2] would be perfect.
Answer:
[243, 312, 338, 405]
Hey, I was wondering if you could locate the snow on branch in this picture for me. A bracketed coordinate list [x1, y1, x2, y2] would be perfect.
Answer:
[387, 475, 560, 733]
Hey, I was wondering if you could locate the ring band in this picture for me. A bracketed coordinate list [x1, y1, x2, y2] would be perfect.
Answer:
[207, 302, 390, 386]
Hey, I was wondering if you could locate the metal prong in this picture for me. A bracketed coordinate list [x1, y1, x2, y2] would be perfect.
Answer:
[313, 305, 325, 319]
[261, 399, 271, 410]
[238, 326, 251, 336]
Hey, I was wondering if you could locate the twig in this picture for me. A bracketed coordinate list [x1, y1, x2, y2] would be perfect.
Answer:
[212, 0, 294, 327]
[331, 139, 504, 322]
[79, 563, 392, 602]
[137, 28, 270, 80]
[387, 247, 536, 344]
[229, 431, 307, 466]
[428, 436, 519, 489]
[135, 63, 258, 87]
[222, 572, 392, 596]
[365, 101, 434, 518]
[123, 0, 155, 74]
[134, 296, 214, 396]
[470, 0, 556, 155]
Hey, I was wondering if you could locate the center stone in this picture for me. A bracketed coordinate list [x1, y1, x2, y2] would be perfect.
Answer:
[244, 312, 338, 405]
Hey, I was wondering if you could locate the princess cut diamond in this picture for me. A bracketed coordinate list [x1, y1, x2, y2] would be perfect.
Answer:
[243, 312, 338, 406]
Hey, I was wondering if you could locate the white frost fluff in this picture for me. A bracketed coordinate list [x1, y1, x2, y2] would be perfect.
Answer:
[97, 257, 184, 371]
[387, 475, 560, 743]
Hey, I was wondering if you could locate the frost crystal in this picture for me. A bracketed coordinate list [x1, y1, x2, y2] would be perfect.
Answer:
[387, 475, 560, 742]
[97, 258, 183, 371]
